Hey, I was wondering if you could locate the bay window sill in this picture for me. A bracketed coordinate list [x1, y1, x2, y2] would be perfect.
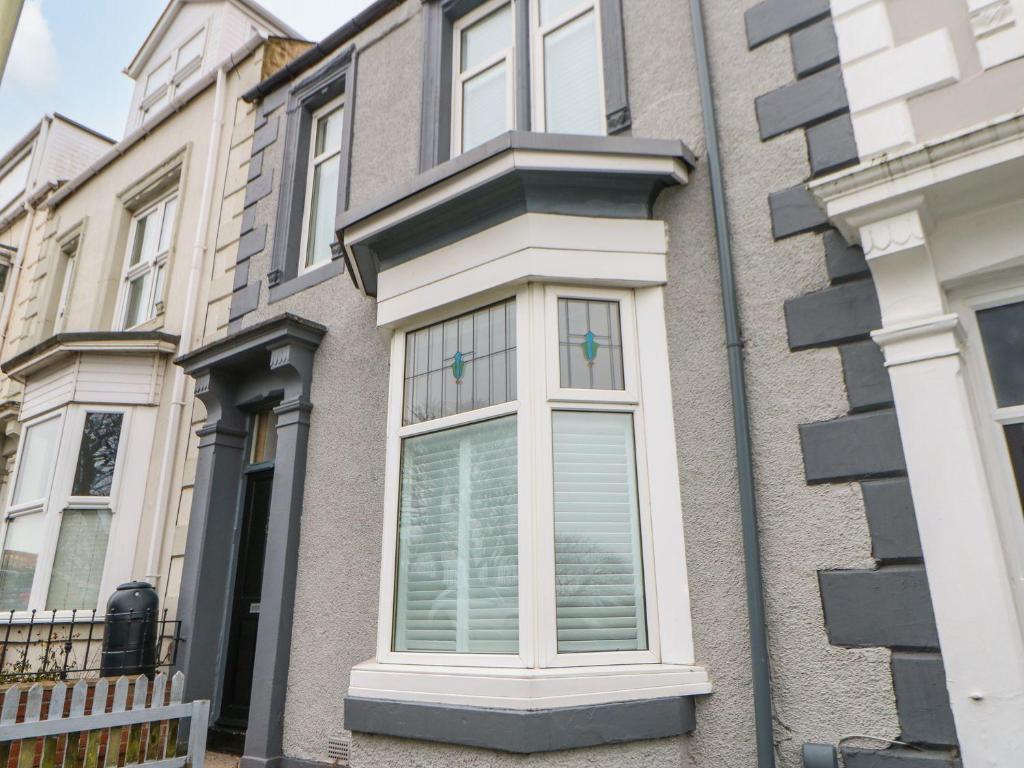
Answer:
[345, 661, 711, 753]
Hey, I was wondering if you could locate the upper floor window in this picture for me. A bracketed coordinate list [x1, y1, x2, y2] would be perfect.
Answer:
[437, 0, 622, 159]
[118, 193, 177, 329]
[139, 29, 206, 124]
[300, 96, 345, 272]
[0, 408, 127, 613]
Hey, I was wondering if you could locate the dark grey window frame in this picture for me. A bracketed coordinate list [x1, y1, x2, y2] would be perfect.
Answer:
[267, 46, 357, 302]
[419, 0, 630, 172]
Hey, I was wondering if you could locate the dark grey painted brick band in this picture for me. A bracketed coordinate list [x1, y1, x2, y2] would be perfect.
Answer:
[770, 185, 828, 240]
[892, 652, 958, 746]
[344, 696, 696, 753]
[790, 18, 839, 78]
[252, 116, 279, 155]
[801, 409, 906, 483]
[823, 229, 869, 283]
[863, 477, 922, 562]
[786, 278, 881, 350]
[229, 281, 261, 322]
[244, 169, 274, 207]
[840, 340, 893, 412]
[755, 66, 848, 140]
[819, 566, 939, 649]
[247, 153, 264, 182]
[745, 0, 830, 48]
[842, 747, 962, 767]
[807, 114, 859, 176]
[237, 225, 268, 264]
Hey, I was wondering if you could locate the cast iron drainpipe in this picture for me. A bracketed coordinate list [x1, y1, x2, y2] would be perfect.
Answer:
[689, 0, 776, 766]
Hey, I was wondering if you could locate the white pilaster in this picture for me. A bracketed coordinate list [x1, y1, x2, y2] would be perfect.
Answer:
[861, 205, 1024, 767]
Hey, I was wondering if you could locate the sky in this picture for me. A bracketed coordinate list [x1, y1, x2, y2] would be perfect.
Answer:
[0, 0, 376, 152]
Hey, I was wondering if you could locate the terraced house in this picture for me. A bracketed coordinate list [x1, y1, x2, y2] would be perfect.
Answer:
[0, 0, 303, 668]
[4, 0, 1024, 767]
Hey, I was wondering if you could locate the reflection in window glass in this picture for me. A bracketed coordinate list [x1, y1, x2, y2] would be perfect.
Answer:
[552, 411, 647, 652]
[13, 418, 61, 506]
[72, 413, 124, 497]
[403, 299, 516, 425]
[558, 298, 624, 390]
[978, 300, 1024, 408]
[250, 409, 278, 464]
[394, 416, 518, 653]
[0, 513, 45, 611]
[46, 510, 112, 610]
[543, 10, 602, 135]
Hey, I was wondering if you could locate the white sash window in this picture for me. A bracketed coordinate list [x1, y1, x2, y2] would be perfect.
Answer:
[117, 193, 177, 329]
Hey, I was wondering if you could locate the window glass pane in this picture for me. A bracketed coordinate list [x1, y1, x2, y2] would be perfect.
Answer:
[13, 418, 61, 505]
[460, 3, 511, 71]
[176, 32, 203, 73]
[0, 263, 9, 294]
[314, 106, 344, 158]
[543, 11, 603, 135]
[158, 197, 177, 254]
[45, 510, 112, 611]
[72, 413, 124, 497]
[0, 514, 45, 611]
[403, 299, 516, 425]
[176, 66, 201, 93]
[978, 300, 1024, 408]
[145, 60, 170, 96]
[462, 61, 508, 152]
[304, 156, 340, 268]
[552, 411, 647, 653]
[124, 273, 151, 328]
[558, 297, 624, 389]
[129, 213, 151, 266]
[539, 0, 585, 25]
[394, 416, 518, 653]
[251, 409, 278, 464]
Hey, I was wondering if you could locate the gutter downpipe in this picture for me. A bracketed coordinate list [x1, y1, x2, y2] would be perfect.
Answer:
[689, 1, 775, 766]
[144, 66, 227, 584]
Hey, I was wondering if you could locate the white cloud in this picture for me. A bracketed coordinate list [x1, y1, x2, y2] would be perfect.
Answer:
[7, 0, 58, 89]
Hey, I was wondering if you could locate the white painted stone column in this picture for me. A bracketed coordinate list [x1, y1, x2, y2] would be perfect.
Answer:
[859, 204, 1024, 766]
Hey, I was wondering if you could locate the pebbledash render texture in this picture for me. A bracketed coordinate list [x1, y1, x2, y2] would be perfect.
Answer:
[172, 0, 988, 767]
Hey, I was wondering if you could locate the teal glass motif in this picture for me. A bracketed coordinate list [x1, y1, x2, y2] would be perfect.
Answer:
[581, 330, 599, 363]
[451, 350, 466, 382]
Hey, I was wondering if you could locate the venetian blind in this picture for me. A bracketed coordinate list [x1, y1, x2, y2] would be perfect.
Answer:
[394, 416, 519, 653]
[552, 410, 647, 653]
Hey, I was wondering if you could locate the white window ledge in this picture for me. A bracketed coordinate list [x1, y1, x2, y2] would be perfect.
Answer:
[348, 660, 712, 710]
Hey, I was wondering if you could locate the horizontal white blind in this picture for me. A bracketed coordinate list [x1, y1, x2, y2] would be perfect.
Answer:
[552, 411, 647, 653]
[394, 416, 518, 653]
[543, 10, 603, 136]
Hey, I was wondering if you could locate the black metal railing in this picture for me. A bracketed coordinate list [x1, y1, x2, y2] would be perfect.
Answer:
[0, 608, 182, 683]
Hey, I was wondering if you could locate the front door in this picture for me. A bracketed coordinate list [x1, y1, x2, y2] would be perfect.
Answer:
[219, 469, 273, 727]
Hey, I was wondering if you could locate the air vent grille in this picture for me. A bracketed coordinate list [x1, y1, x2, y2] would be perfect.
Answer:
[327, 735, 351, 765]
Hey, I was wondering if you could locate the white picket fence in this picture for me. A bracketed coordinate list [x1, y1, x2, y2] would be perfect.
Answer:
[0, 672, 209, 768]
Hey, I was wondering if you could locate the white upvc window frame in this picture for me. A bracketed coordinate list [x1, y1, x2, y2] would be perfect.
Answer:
[375, 283, 666, 672]
[451, 0, 516, 157]
[954, 277, 1024, 621]
[0, 406, 133, 617]
[54, 235, 80, 334]
[529, 0, 606, 134]
[116, 192, 178, 330]
[298, 94, 346, 275]
[138, 26, 208, 124]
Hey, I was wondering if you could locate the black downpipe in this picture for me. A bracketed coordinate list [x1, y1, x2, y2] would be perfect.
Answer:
[688, 1, 776, 766]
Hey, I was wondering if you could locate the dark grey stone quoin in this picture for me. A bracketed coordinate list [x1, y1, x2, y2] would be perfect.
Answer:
[800, 409, 906, 483]
[819, 566, 939, 649]
[229, 280, 261, 322]
[756, 65, 849, 140]
[251, 115, 280, 155]
[790, 17, 839, 78]
[344, 696, 697, 753]
[807, 114, 859, 176]
[769, 184, 828, 240]
[745, 0, 831, 48]
[892, 652, 958, 746]
[237, 224, 268, 264]
[842, 746, 962, 767]
[785, 278, 881, 350]
[243, 168, 274, 208]
[862, 477, 923, 562]
[840, 340, 893, 411]
[823, 229, 869, 283]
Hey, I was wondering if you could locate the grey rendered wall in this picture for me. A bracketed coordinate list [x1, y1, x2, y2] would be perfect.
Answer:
[230, 1, 913, 767]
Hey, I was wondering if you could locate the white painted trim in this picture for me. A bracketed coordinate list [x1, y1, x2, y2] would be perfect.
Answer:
[348, 660, 710, 710]
[966, 0, 1024, 70]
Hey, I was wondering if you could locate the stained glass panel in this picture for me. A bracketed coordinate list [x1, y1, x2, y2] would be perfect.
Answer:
[557, 298, 624, 390]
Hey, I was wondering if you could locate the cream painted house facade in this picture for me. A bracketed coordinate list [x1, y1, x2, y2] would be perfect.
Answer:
[0, 0, 305, 633]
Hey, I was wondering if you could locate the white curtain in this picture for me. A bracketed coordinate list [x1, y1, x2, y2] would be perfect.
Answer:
[552, 410, 647, 652]
[395, 416, 519, 653]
